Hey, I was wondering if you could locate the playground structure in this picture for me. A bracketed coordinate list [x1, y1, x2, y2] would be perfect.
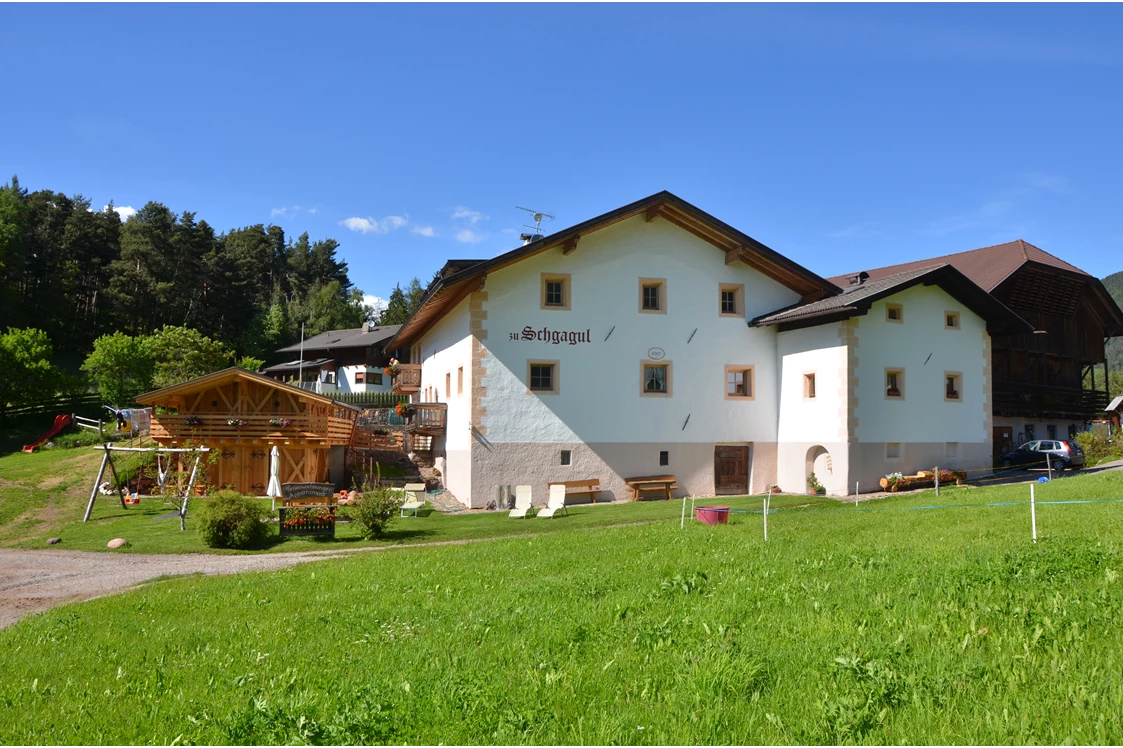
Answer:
[84, 444, 211, 531]
[22, 414, 73, 453]
[22, 407, 153, 453]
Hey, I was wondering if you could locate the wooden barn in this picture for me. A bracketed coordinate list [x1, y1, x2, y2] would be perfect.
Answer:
[135, 367, 360, 495]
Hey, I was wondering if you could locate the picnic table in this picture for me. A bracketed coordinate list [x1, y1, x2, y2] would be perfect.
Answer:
[624, 474, 677, 501]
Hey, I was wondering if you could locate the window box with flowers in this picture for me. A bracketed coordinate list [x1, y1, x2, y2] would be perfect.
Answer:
[184, 416, 204, 426]
[384, 358, 400, 377]
[227, 418, 248, 428]
[268, 418, 294, 428]
[278, 506, 336, 537]
[394, 402, 414, 418]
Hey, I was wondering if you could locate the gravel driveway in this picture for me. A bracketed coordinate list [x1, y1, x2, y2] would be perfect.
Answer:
[0, 547, 372, 630]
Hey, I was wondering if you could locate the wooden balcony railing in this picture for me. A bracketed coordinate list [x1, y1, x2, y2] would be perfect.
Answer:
[150, 413, 355, 445]
[391, 364, 422, 394]
[993, 384, 1108, 419]
[406, 403, 447, 434]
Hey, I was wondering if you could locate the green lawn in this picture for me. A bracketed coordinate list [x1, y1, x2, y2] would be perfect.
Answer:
[0, 447, 826, 554]
[1, 469, 1122, 744]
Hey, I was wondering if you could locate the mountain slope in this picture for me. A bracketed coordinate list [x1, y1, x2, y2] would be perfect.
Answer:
[1105, 271, 1123, 371]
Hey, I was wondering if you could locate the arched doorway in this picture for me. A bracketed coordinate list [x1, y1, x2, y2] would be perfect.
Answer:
[805, 445, 832, 494]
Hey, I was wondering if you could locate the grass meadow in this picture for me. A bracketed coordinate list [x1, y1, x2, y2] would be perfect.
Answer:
[1, 467, 1122, 744]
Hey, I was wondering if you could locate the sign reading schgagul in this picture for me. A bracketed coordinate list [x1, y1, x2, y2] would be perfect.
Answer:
[509, 326, 593, 345]
[280, 482, 335, 500]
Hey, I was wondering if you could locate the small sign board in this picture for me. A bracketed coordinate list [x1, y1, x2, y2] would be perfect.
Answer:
[647, 347, 666, 360]
[281, 482, 334, 500]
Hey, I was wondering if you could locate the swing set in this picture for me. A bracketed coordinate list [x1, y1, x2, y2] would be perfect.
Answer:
[84, 444, 212, 531]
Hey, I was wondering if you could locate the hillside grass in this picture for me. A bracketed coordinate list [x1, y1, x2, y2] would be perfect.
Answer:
[1, 470, 1122, 744]
[0, 447, 827, 554]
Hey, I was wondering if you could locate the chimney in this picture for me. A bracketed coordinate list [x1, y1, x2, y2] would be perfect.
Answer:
[847, 271, 870, 286]
[362, 321, 371, 333]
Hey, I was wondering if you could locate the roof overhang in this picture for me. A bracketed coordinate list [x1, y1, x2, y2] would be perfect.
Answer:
[753, 265, 1033, 336]
[135, 367, 362, 411]
[389, 191, 841, 349]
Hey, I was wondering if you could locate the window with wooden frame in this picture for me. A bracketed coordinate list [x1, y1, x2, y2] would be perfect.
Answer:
[446, 371, 451, 398]
[457, 366, 464, 395]
[638, 278, 667, 314]
[945, 310, 961, 330]
[719, 283, 744, 317]
[372, 372, 383, 385]
[354, 370, 366, 384]
[944, 371, 962, 401]
[886, 303, 903, 323]
[641, 360, 672, 396]
[885, 368, 905, 399]
[540, 273, 571, 310]
[724, 365, 754, 399]
[804, 372, 816, 399]
[527, 360, 559, 394]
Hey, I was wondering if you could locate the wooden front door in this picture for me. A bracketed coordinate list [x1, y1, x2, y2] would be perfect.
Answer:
[714, 445, 749, 495]
[993, 427, 1013, 458]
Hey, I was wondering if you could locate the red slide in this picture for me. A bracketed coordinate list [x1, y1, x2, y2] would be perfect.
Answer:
[23, 414, 73, 453]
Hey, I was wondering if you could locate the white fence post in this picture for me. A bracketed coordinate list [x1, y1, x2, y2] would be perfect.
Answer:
[1030, 482, 1038, 543]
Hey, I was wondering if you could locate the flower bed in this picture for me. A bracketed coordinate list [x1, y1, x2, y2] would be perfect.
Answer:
[278, 506, 336, 537]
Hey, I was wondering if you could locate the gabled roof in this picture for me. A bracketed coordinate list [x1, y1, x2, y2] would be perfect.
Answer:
[275, 324, 401, 354]
[753, 264, 1032, 335]
[389, 191, 841, 348]
[261, 358, 335, 373]
[828, 239, 1123, 336]
[1107, 395, 1123, 414]
[134, 367, 362, 411]
[827, 239, 1086, 292]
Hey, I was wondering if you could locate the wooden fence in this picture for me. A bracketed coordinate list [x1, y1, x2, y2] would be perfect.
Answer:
[2, 393, 102, 421]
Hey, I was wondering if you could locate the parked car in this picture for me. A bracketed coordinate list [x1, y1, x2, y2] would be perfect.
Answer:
[999, 440, 1085, 470]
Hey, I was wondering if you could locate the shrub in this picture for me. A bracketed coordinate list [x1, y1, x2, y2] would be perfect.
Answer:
[350, 483, 405, 539]
[197, 490, 272, 549]
[1075, 430, 1123, 466]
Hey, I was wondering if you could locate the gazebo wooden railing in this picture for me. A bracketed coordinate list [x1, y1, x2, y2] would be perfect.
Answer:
[150, 413, 355, 444]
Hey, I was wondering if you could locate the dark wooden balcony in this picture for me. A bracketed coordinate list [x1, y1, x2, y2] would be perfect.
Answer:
[993, 384, 1108, 420]
[391, 364, 422, 394]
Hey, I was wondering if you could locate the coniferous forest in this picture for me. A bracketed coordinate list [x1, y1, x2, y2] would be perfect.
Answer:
[0, 176, 372, 366]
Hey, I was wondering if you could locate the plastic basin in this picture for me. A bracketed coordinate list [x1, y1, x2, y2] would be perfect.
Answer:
[695, 506, 730, 525]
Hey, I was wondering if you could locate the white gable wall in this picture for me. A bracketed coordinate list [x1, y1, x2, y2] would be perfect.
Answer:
[465, 215, 801, 506]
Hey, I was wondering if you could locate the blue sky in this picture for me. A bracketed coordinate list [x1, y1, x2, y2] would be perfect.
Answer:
[3, 3, 1122, 308]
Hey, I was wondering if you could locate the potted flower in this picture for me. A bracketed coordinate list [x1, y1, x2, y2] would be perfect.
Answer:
[768, 483, 781, 494]
[807, 472, 825, 495]
[394, 401, 414, 418]
[384, 357, 400, 377]
[227, 418, 248, 428]
[184, 416, 203, 426]
[269, 418, 293, 428]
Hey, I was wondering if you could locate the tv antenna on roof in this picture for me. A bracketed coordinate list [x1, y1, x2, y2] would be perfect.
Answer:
[515, 205, 555, 236]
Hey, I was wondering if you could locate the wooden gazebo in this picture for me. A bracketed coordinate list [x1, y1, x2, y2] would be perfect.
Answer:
[135, 367, 360, 495]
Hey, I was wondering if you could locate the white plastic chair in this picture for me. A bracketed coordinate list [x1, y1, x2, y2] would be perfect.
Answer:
[538, 484, 569, 518]
[509, 485, 533, 518]
[400, 482, 426, 517]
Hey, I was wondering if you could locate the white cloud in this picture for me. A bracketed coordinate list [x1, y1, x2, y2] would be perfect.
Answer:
[339, 215, 409, 235]
[411, 225, 436, 237]
[456, 229, 484, 244]
[452, 206, 485, 224]
[271, 204, 323, 219]
[363, 295, 387, 313]
[104, 204, 136, 221]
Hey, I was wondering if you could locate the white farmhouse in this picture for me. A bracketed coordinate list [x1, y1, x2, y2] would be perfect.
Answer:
[387, 193, 1030, 507]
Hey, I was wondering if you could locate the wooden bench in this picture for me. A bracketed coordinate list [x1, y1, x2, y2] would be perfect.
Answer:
[547, 479, 602, 504]
[624, 474, 678, 501]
